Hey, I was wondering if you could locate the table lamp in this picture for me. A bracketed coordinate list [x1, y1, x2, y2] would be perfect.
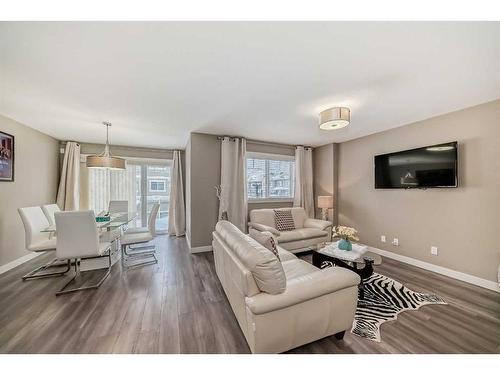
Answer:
[317, 195, 334, 221]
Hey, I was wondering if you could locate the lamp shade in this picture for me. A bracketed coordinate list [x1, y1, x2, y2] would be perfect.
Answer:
[86, 155, 126, 170]
[317, 195, 334, 209]
[319, 107, 350, 130]
[85, 121, 126, 170]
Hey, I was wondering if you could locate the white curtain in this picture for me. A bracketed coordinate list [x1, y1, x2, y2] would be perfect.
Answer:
[168, 150, 186, 237]
[219, 137, 247, 232]
[57, 142, 80, 211]
[293, 146, 314, 218]
[88, 165, 137, 214]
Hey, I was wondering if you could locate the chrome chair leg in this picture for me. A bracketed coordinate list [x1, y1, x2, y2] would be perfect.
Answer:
[22, 258, 71, 281]
[56, 253, 111, 296]
[124, 245, 156, 257]
[129, 244, 155, 251]
[121, 244, 157, 269]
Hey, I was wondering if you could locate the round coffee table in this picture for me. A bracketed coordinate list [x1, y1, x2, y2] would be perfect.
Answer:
[312, 242, 382, 299]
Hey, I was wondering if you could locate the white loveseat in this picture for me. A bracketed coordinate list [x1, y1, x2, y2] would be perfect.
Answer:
[249, 207, 332, 253]
[212, 220, 360, 354]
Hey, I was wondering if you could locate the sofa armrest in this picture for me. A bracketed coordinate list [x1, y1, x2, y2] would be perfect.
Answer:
[248, 222, 280, 236]
[303, 218, 332, 231]
[245, 267, 360, 315]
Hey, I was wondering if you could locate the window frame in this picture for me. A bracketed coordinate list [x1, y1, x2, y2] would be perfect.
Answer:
[246, 151, 295, 203]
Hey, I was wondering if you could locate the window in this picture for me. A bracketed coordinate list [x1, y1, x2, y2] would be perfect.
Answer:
[246, 153, 294, 201]
[88, 160, 171, 233]
[149, 180, 166, 192]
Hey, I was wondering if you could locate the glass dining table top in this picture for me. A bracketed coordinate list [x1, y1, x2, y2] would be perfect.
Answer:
[41, 212, 138, 233]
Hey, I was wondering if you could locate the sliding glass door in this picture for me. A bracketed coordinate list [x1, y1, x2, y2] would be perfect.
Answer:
[88, 159, 171, 233]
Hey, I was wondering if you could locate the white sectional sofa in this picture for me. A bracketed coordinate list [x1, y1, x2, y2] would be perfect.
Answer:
[248, 207, 332, 253]
[212, 220, 360, 354]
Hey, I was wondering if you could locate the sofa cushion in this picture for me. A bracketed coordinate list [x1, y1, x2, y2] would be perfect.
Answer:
[249, 209, 277, 229]
[250, 207, 308, 230]
[277, 228, 328, 244]
[216, 221, 286, 294]
[281, 259, 319, 281]
[274, 210, 295, 231]
[248, 231, 281, 261]
[277, 246, 297, 261]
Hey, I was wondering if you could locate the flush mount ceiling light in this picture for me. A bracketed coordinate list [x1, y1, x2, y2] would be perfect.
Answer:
[319, 107, 350, 130]
[86, 122, 126, 170]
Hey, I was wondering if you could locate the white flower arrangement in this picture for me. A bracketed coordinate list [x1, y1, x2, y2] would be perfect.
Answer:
[333, 226, 359, 242]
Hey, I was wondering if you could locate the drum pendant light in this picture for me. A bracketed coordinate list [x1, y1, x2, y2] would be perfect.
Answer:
[86, 122, 126, 170]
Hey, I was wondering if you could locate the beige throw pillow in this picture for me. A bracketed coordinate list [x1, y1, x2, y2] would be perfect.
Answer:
[249, 230, 280, 261]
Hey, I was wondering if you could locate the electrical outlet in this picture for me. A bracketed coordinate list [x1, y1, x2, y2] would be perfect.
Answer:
[431, 246, 438, 256]
[381, 235, 386, 243]
[392, 238, 399, 246]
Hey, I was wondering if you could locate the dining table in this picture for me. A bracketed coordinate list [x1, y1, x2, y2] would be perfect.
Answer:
[40, 211, 138, 271]
[41, 211, 138, 234]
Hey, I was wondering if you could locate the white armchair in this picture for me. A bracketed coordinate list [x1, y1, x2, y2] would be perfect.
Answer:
[108, 200, 128, 214]
[18, 206, 70, 280]
[249, 207, 332, 253]
[120, 203, 160, 268]
[41, 203, 61, 226]
[54, 210, 112, 295]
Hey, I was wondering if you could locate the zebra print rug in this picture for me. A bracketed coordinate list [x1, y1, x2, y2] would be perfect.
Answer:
[352, 273, 447, 342]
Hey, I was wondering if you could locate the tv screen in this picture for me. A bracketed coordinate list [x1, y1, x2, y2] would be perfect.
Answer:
[374, 142, 458, 189]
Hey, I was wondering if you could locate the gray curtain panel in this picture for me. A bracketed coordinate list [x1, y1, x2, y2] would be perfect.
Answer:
[168, 150, 186, 236]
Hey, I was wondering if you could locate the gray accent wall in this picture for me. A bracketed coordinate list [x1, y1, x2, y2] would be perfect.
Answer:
[337, 100, 500, 282]
[186, 133, 221, 249]
[313, 143, 339, 224]
[0, 114, 59, 267]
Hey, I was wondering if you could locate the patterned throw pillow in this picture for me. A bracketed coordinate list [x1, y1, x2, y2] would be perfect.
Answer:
[274, 209, 295, 232]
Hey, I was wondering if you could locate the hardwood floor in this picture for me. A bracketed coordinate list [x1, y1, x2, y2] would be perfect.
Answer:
[0, 236, 499, 354]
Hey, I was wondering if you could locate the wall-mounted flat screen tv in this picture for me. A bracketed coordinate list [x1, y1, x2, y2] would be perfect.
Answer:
[374, 142, 458, 189]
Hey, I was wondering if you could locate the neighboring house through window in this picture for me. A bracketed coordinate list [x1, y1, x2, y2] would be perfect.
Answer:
[246, 152, 295, 201]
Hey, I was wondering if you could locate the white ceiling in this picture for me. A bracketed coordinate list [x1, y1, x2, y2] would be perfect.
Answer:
[1, 22, 499, 149]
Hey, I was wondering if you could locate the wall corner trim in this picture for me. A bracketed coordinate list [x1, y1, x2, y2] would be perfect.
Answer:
[189, 245, 213, 254]
[369, 248, 500, 293]
[0, 252, 43, 275]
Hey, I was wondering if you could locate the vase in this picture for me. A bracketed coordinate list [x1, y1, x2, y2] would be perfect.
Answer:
[338, 238, 352, 251]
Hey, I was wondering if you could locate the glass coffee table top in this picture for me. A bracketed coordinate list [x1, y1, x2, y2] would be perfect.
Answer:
[316, 241, 382, 266]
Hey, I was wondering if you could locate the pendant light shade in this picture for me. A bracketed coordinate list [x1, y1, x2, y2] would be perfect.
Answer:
[319, 107, 350, 130]
[86, 122, 126, 170]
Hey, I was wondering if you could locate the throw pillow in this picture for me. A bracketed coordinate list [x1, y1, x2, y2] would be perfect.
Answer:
[274, 209, 295, 232]
[249, 230, 280, 261]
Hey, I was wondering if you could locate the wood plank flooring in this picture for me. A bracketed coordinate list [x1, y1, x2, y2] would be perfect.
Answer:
[0, 236, 498, 354]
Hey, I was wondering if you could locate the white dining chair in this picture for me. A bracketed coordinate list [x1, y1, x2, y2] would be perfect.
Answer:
[42, 203, 61, 226]
[54, 210, 113, 295]
[108, 200, 128, 214]
[18, 206, 70, 280]
[120, 203, 159, 268]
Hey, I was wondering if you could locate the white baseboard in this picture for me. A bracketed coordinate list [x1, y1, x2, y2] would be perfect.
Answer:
[190, 245, 213, 254]
[369, 247, 500, 293]
[0, 252, 43, 275]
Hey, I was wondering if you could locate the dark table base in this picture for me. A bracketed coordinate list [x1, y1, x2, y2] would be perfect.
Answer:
[312, 251, 375, 299]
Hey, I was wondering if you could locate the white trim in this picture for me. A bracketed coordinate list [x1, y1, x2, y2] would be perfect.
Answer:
[190, 245, 213, 254]
[369, 247, 500, 293]
[0, 252, 43, 275]
[248, 198, 294, 204]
